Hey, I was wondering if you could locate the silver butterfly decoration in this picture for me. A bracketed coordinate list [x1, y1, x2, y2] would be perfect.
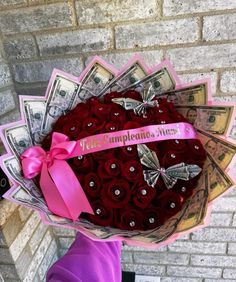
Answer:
[112, 86, 158, 118]
[137, 144, 202, 189]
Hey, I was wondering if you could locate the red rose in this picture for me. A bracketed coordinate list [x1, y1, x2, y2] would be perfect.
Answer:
[62, 122, 81, 139]
[187, 139, 206, 161]
[92, 148, 116, 160]
[87, 200, 113, 227]
[83, 173, 102, 198]
[143, 207, 165, 229]
[82, 117, 105, 134]
[122, 160, 142, 182]
[72, 154, 94, 173]
[87, 97, 100, 107]
[105, 121, 121, 132]
[101, 179, 131, 208]
[92, 103, 111, 119]
[124, 90, 142, 101]
[128, 111, 151, 126]
[52, 114, 69, 132]
[118, 206, 144, 230]
[174, 178, 198, 200]
[132, 181, 156, 209]
[162, 150, 184, 167]
[161, 139, 186, 152]
[71, 102, 90, 120]
[109, 104, 127, 124]
[98, 158, 121, 179]
[123, 121, 141, 130]
[157, 190, 182, 215]
[117, 145, 138, 161]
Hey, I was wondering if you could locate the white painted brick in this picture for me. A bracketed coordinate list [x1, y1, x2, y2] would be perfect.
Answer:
[36, 28, 112, 57]
[166, 44, 236, 71]
[59, 237, 74, 249]
[191, 254, 236, 267]
[168, 241, 226, 254]
[28, 220, 48, 254]
[223, 268, 236, 279]
[122, 245, 167, 252]
[38, 239, 57, 280]
[0, 3, 73, 34]
[76, 0, 158, 25]
[0, 62, 12, 88]
[23, 231, 52, 282]
[203, 14, 236, 41]
[0, 109, 20, 125]
[221, 70, 236, 93]
[122, 263, 166, 276]
[53, 226, 76, 237]
[161, 278, 201, 282]
[116, 18, 199, 49]
[213, 96, 236, 103]
[85, 50, 163, 70]
[121, 251, 133, 263]
[9, 212, 40, 261]
[212, 197, 236, 212]
[178, 71, 217, 95]
[208, 212, 232, 227]
[205, 279, 235, 282]
[228, 243, 236, 254]
[167, 266, 222, 278]
[134, 252, 189, 265]
[233, 213, 236, 226]
[0, 89, 16, 116]
[177, 234, 190, 240]
[4, 36, 37, 60]
[192, 227, 236, 242]
[163, 0, 236, 16]
[12, 57, 83, 83]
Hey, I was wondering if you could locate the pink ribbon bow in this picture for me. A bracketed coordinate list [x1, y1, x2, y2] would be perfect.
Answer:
[21, 132, 94, 221]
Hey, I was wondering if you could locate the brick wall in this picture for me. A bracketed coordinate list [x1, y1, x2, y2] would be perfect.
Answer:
[0, 0, 236, 281]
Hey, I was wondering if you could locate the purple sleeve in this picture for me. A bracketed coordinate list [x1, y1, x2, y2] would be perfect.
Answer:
[46, 232, 122, 282]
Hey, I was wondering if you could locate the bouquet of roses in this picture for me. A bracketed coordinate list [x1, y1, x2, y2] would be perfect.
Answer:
[1, 55, 236, 248]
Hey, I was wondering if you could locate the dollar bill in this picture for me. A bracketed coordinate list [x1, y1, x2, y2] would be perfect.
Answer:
[10, 185, 50, 214]
[41, 75, 80, 135]
[78, 62, 115, 101]
[197, 128, 236, 170]
[229, 118, 236, 140]
[159, 83, 208, 105]
[177, 172, 209, 232]
[23, 99, 46, 145]
[98, 61, 148, 96]
[5, 124, 33, 158]
[3, 156, 44, 201]
[123, 67, 176, 94]
[176, 105, 234, 135]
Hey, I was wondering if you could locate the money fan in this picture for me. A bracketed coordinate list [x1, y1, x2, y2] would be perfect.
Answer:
[1, 55, 236, 248]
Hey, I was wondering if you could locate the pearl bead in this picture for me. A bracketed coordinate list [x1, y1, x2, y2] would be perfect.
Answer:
[181, 186, 186, 192]
[89, 181, 95, 187]
[129, 221, 135, 227]
[129, 166, 135, 172]
[171, 153, 176, 158]
[87, 122, 93, 127]
[127, 147, 132, 151]
[141, 189, 147, 195]
[170, 202, 176, 208]
[110, 163, 116, 169]
[149, 217, 155, 223]
[77, 156, 83, 160]
[194, 145, 199, 150]
[96, 208, 101, 215]
[114, 189, 120, 196]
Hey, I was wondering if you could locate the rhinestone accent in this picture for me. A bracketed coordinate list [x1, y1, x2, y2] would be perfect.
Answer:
[77, 156, 83, 160]
[111, 163, 117, 169]
[114, 189, 120, 196]
[114, 112, 119, 116]
[149, 217, 155, 223]
[96, 208, 101, 215]
[127, 147, 132, 151]
[194, 145, 199, 150]
[161, 121, 166, 124]
[87, 122, 93, 127]
[70, 126, 76, 131]
[99, 107, 103, 111]
[175, 140, 179, 144]
[129, 221, 135, 227]
[89, 181, 95, 187]
[141, 189, 147, 195]
[171, 153, 176, 158]
[110, 126, 116, 130]
[181, 186, 186, 192]
[159, 109, 163, 113]
[170, 202, 176, 208]
[129, 166, 135, 172]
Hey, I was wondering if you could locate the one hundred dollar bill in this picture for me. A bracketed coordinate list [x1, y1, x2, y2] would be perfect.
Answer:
[197, 128, 236, 170]
[5, 124, 33, 158]
[205, 154, 234, 201]
[159, 82, 208, 105]
[78, 62, 115, 101]
[98, 61, 148, 96]
[41, 75, 80, 135]
[123, 67, 176, 94]
[23, 99, 46, 145]
[176, 105, 234, 135]
[177, 172, 209, 232]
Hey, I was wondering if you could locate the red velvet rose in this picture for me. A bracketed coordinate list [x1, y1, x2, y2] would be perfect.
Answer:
[157, 190, 182, 216]
[118, 206, 144, 230]
[83, 173, 102, 198]
[132, 181, 156, 209]
[98, 158, 121, 179]
[122, 160, 143, 182]
[62, 122, 81, 139]
[118, 145, 138, 161]
[143, 206, 165, 229]
[87, 200, 113, 227]
[92, 103, 111, 119]
[72, 154, 94, 173]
